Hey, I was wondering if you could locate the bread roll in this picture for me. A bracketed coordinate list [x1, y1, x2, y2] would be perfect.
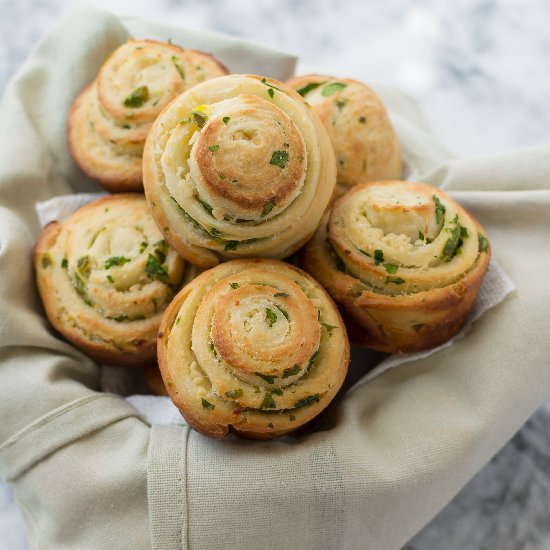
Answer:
[68, 39, 228, 192]
[287, 75, 402, 198]
[302, 181, 490, 353]
[35, 194, 199, 366]
[143, 74, 336, 268]
[157, 259, 349, 439]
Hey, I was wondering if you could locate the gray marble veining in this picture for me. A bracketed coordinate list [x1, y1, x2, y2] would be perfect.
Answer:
[1, 1, 549, 549]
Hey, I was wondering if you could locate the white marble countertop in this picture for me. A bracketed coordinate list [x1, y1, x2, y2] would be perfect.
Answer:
[1, 1, 550, 549]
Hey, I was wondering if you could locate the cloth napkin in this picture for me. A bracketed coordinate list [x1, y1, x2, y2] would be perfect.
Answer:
[1, 5, 548, 550]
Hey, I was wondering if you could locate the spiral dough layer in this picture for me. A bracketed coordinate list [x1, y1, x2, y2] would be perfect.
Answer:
[286, 75, 402, 199]
[302, 181, 491, 353]
[143, 74, 337, 268]
[68, 39, 228, 192]
[157, 259, 349, 439]
[35, 194, 198, 366]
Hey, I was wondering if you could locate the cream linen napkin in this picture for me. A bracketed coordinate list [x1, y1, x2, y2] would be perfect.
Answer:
[1, 5, 549, 550]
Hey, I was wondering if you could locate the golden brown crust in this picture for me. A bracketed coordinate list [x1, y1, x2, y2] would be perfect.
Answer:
[67, 39, 228, 192]
[302, 181, 491, 353]
[157, 258, 350, 439]
[143, 74, 336, 268]
[34, 194, 197, 367]
[286, 74, 402, 199]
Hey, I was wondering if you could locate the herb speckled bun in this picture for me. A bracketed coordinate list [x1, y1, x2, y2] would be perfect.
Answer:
[68, 39, 228, 192]
[287, 74, 402, 199]
[143, 74, 336, 269]
[302, 181, 490, 353]
[157, 259, 349, 439]
[34, 194, 200, 367]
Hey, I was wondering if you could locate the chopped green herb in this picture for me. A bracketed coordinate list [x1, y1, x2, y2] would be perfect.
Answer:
[308, 350, 320, 367]
[433, 195, 446, 224]
[460, 226, 469, 238]
[139, 241, 148, 253]
[283, 142, 289, 147]
[222, 116, 230, 125]
[265, 308, 278, 327]
[321, 82, 347, 96]
[198, 198, 213, 215]
[208, 144, 219, 152]
[272, 388, 283, 396]
[270, 150, 289, 169]
[175, 317, 181, 325]
[384, 263, 398, 274]
[294, 394, 320, 409]
[260, 200, 276, 218]
[478, 233, 488, 252]
[61, 258, 68, 269]
[374, 249, 384, 266]
[225, 389, 243, 399]
[289, 415, 296, 421]
[123, 86, 149, 108]
[154, 247, 167, 263]
[441, 218, 461, 262]
[335, 254, 346, 272]
[171, 56, 185, 79]
[267, 423, 274, 429]
[260, 392, 276, 409]
[41, 254, 51, 269]
[73, 273, 93, 306]
[201, 398, 215, 410]
[77, 255, 91, 277]
[282, 365, 301, 378]
[385, 276, 406, 285]
[296, 82, 322, 96]
[224, 241, 238, 251]
[278, 307, 289, 321]
[112, 315, 129, 322]
[218, 172, 227, 180]
[145, 254, 168, 283]
[321, 323, 338, 336]
[104, 256, 130, 269]
[418, 231, 425, 241]
[256, 372, 276, 384]
[274, 292, 289, 297]
[107, 275, 114, 283]
[267, 88, 274, 99]
[191, 110, 208, 128]
[229, 282, 240, 289]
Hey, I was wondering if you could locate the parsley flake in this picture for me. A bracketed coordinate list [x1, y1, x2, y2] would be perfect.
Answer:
[478, 233, 488, 252]
[123, 86, 149, 108]
[294, 394, 320, 409]
[385, 276, 406, 285]
[260, 392, 276, 409]
[374, 249, 384, 266]
[296, 82, 322, 96]
[260, 200, 276, 218]
[321, 82, 347, 97]
[223, 116, 230, 125]
[282, 365, 301, 378]
[104, 256, 130, 269]
[384, 263, 398, 274]
[208, 144, 219, 152]
[201, 399, 215, 410]
[270, 150, 289, 169]
[265, 308, 278, 327]
[433, 195, 446, 224]
[225, 389, 243, 399]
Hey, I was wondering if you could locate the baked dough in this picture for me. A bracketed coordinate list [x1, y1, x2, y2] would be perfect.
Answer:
[157, 259, 349, 439]
[302, 181, 490, 353]
[68, 39, 228, 192]
[286, 75, 402, 198]
[143, 74, 336, 268]
[35, 194, 199, 366]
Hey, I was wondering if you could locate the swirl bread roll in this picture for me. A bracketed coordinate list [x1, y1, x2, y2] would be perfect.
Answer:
[157, 259, 349, 439]
[302, 181, 491, 353]
[68, 39, 228, 192]
[35, 194, 199, 367]
[286, 75, 402, 199]
[143, 74, 336, 269]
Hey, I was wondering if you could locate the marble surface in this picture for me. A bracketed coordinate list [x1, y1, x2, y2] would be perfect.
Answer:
[1, 1, 550, 549]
